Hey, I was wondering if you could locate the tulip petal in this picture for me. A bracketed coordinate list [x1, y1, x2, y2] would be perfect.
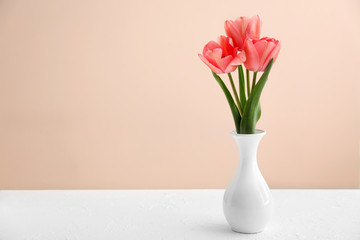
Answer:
[203, 41, 221, 55]
[254, 40, 267, 56]
[198, 54, 223, 74]
[218, 36, 229, 57]
[224, 64, 238, 73]
[235, 17, 250, 41]
[230, 51, 246, 65]
[262, 40, 281, 71]
[204, 50, 219, 69]
[217, 55, 233, 73]
[247, 15, 262, 39]
[225, 20, 242, 49]
[210, 48, 223, 62]
[218, 35, 238, 57]
[244, 40, 260, 71]
[259, 41, 275, 70]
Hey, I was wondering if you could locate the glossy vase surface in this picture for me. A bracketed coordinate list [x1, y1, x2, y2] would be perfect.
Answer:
[223, 129, 273, 233]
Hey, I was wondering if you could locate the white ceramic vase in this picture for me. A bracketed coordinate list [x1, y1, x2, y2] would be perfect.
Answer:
[223, 129, 273, 233]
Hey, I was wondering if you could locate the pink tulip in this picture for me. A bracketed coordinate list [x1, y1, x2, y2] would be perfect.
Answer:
[198, 36, 246, 74]
[224, 15, 262, 50]
[244, 37, 281, 72]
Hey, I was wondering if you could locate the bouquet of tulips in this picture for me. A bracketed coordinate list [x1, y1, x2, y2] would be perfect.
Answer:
[198, 15, 281, 134]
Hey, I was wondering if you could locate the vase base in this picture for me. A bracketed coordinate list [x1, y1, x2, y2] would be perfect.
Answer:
[231, 228, 264, 234]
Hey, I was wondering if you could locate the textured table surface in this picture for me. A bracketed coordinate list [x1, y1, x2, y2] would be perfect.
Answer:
[0, 190, 359, 240]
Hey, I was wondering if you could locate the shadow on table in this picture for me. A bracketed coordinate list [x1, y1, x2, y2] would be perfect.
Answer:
[191, 222, 266, 238]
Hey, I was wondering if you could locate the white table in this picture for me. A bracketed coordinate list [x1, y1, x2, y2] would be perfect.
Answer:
[0, 190, 359, 240]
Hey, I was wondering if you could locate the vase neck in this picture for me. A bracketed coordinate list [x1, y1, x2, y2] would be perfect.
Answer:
[231, 130, 266, 169]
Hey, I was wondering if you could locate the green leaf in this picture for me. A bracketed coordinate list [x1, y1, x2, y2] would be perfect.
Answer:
[240, 59, 274, 134]
[212, 71, 241, 133]
[255, 103, 261, 122]
[238, 65, 247, 112]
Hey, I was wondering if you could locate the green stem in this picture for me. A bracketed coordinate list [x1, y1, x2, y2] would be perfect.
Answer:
[212, 71, 241, 133]
[238, 65, 247, 111]
[227, 73, 243, 116]
[246, 69, 251, 98]
[240, 59, 274, 133]
[251, 71, 258, 90]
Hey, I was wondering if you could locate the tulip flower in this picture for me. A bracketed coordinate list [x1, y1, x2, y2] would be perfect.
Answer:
[198, 15, 281, 134]
[244, 37, 281, 72]
[224, 15, 262, 50]
[198, 36, 246, 74]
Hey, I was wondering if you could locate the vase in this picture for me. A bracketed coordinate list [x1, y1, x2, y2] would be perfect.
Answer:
[223, 129, 273, 233]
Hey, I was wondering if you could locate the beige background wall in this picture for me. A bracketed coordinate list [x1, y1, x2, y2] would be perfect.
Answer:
[0, 0, 359, 189]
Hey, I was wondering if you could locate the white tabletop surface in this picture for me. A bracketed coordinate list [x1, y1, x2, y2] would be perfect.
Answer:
[0, 189, 359, 240]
